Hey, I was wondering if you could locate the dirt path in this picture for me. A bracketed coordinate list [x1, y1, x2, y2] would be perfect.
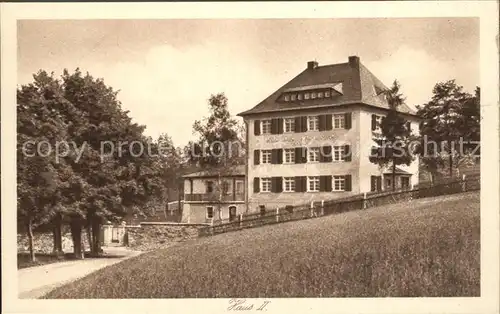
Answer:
[18, 247, 142, 299]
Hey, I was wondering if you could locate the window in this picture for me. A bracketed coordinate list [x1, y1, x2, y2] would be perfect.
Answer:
[325, 91, 331, 98]
[283, 177, 295, 192]
[333, 176, 345, 191]
[311, 92, 317, 99]
[333, 146, 346, 161]
[386, 178, 392, 188]
[318, 91, 324, 98]
[308, 116, 319, 131]
[235, 181, 244, 194]
[284, 148, 295, 164]
[261, 178, 272, 192]
[261, 150, 272, 164]
[206, 206, 214, 219]
[304, 93, 310, 100]
[308, 147, 320, 162]
[401, 177, 410, 189]
[221, 180, 230, 195]
[333, 114, 345, 129]
[206, 181, 214, 193]
[307, 176, 320, 192]
[284, 94, 290, 101]
[284, 118, 295, 133]
[291, 94, 296, 101]
[261, 120, 272, 134]
[298, 93, 303, 100]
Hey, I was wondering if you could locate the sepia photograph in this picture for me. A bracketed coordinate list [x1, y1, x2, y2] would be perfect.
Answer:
[2, 1, 499, 314]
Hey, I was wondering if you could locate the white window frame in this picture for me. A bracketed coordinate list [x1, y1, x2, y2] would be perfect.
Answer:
[325, 90, 331, 98]
[311, 92, 317, 99]
[333, 176, 345, 191]
[261, 119, 272, 134]
[308, 147, 320, 163]
[206, 206, 214, 219]
[284, 118, 295, 133]
[261, 178, 272, 193]
[297, 93, 303, 100]
[307, 116, 319, 131]
[291, 94, 296, 101]
[332, 145, 346, 162]
[261, 149, 272, 164]
[307, 176, 320, 192]
[284, 94, 290, 101]
[283, 177, 295, 192]
[304, 93, 310, 100]
[333, 114, 345, 129]
[318, 91, 324, 98]
[283, 148, 295, 164]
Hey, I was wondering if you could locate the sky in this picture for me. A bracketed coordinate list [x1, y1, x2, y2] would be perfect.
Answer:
[17, 18, 479, 146]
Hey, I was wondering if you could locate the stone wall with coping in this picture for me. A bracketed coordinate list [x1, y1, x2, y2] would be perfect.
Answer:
[125, 222, 209, 251]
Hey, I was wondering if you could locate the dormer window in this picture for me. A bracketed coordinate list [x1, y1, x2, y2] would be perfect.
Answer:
[304, 93, 310, 100]
[311, 92, 317, 99]
[284, 94, 290, 101]
[325, 91, 331, 98]
[318, 91, 324, 98]
[298, 94, 303, 100]
[291, 94, 296, 101]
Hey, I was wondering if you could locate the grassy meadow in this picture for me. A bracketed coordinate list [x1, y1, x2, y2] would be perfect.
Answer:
[44, 191, 480, 298]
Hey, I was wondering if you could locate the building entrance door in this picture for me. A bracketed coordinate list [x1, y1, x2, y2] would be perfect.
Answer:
[229, 206, 237, 221]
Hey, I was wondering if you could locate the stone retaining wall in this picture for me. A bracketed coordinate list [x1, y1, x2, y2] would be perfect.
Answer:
[125, 222, 208, 251]
[17, 231, 90, 254]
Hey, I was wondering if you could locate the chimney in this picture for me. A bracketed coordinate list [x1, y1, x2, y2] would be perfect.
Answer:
[348, 56, 360, 67]
[307, 60, 319, 70]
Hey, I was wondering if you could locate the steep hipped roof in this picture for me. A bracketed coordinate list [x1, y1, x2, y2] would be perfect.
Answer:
[237, 56, 417, 117]
[183, 164, 245, 178]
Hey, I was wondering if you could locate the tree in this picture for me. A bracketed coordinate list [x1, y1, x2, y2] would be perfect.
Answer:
[156, 134, 183, 218]
[188, 93, 243, 220]
[369, 80, 414, 191]
[17, 69, 166, 259]
[416, 80, 472, 177]
[17, 71, 76, 261]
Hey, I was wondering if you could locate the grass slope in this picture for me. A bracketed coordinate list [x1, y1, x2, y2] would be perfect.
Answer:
[45, 192, 480, 298]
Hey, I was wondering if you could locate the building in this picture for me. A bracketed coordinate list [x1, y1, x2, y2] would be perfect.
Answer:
[237, 56, 420, 212]
[181, 165, 246, 224]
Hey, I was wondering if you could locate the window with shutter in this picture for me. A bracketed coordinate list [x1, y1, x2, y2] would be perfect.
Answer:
[284, 148, 295, 164]
[325, 114, 333, 130]
[254, 150, 260, 165]
[308, 147, 320, 163]
[272, 177, 282, 193]
[344, 175, 352, 191]
[277, 118, 284, 134]
[320, 175, 332, 192]
[261, 150, 271, 164]
[333, 114, 345, 129]
[344, 112, 352, 129]
[253, 177, 260, 193]
[284, 118, 295, 133]
[301, 116, 308, 132]
[254, 120, 261, 135]
[318, 115, 326, 131]
[333, 176, 345, 191]
[344, 145, 351, 162]
[261, 120, 271, 134]
[261, 178, 271, 192]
